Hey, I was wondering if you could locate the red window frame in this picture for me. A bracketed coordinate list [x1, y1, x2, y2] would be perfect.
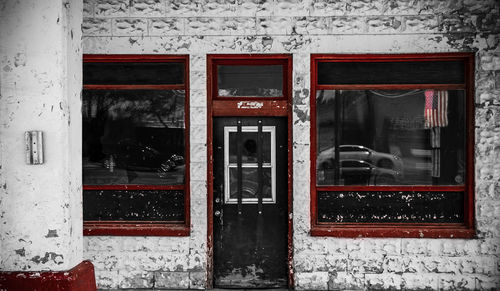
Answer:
[310, 53, 475, 238]
[82, 54, 190, 236]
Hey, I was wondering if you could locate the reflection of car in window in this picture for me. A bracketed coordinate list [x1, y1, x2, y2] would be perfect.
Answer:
[321, 159, 402, 185]
[107, 138, 185, 174]
[317, 145, 403, 174]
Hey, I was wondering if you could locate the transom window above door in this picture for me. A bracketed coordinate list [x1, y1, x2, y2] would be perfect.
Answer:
[210, 56, 290, 100]
[218, 65, 284, 97]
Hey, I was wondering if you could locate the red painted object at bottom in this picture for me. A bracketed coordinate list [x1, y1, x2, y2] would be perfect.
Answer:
[0, 260, 96, 291]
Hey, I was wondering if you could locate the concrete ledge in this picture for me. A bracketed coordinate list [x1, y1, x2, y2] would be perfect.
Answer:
[0, 260, 96, 291]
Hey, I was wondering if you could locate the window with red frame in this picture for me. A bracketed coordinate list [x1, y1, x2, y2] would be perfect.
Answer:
[82, 55, 189, 236]
[310, 53, 475, 238]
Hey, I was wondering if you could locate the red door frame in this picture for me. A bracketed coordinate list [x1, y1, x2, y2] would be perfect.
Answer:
[206, 54, 294, 287]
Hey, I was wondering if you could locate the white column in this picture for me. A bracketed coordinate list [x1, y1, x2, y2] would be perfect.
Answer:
[0, 0, 83, 271]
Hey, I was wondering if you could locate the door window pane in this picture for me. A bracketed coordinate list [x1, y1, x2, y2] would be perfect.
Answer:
[228, 131, 271, 163]
[228, 167, 272, 199]
[316, 89, 466, 186]
[218, 65, 283, 97]
[224, 125, 276, 203]
[83, 89, 185, 185]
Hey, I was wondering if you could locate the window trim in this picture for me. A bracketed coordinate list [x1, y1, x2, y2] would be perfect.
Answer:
[310, 53, 475, 238]
[223, 125, 277, 204]
[82, 54, 190, 236]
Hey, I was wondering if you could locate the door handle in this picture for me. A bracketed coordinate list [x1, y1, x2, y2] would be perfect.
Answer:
[214, 210, 221, 217]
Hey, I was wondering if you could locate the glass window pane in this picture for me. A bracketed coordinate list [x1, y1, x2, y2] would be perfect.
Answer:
[229, 167, 272, 199]
[318, 61, 465, 85]
[316, 90, 466, 186]
[229, 132, 271, 163]
[82, 89, 185, 185]
[218, 65, 283, 97]
[83, 62, 184, 85]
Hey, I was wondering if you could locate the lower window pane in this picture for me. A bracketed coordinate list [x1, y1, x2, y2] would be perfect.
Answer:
[228, 167, 272, 200]
[317, 191, 464, 223]
[83, 190, 185, 221]
[316, 90, 466, 186]
[83, 89, 185, 185]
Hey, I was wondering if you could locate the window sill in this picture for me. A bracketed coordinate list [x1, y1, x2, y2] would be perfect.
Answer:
[310, 224, 475, 238]
[83, 221, 190, 236]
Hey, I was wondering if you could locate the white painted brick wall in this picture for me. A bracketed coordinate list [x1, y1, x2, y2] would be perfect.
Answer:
[82, 0, 500, 289]
[0, 0, 83, 272]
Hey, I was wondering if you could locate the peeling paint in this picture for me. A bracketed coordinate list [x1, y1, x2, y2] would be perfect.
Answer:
[262, 36, 273, 49]
[30, 252, 64, 265]
[44, 229, 58, 238]
[293, 89, 309, 105]
[281, 35, 311, 51]
[15, 248, 25, 257]
[293, 106, 309, 124]
[128, 37, 138, 45]
[237, 101, 264, 109]
[14, 52, 26, 67]
[445, 33, 477, 51]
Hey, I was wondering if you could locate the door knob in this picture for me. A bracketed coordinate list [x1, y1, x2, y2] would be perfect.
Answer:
[214, 210, 221, 217]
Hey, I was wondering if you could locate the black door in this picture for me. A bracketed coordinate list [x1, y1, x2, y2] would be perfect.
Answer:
[213, 117, 288, 288]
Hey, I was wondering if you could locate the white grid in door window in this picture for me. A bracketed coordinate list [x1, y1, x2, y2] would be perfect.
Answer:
[224, 126, 276, 204]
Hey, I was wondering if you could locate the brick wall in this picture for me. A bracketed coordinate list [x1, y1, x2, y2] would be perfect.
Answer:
[82, 0, 500, 289]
